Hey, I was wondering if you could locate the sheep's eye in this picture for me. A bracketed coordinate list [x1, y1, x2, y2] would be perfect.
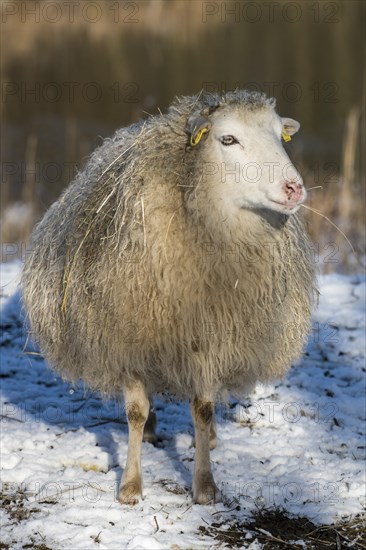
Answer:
[220, 135, 238, 146]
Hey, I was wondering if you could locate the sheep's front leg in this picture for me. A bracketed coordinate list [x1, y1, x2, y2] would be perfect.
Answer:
[192, 414, 217, 449]
[191, 397, 221, 504]
[119, 381, 150, 505]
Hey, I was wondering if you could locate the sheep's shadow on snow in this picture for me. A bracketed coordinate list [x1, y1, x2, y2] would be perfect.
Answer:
[1, 288, 361, 512]
[1, 289, 195, 495]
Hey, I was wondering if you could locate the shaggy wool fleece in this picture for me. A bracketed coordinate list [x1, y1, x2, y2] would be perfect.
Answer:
[22, 91, 316, 400]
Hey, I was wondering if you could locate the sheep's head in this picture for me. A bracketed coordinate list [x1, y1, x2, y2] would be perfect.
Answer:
[186, 94, 305, 217]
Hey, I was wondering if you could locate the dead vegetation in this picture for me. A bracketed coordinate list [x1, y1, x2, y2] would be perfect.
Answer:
[199, 508, 366, 549]
[0, 488, 41, 523]
[1, 1, 364, 270]
[0, 488, 55, 550]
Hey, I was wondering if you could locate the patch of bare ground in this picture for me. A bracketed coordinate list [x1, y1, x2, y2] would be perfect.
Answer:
[199, 508, 366, 549]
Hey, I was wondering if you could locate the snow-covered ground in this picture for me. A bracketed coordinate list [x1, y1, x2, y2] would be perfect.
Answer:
[1, 261, 365, 549]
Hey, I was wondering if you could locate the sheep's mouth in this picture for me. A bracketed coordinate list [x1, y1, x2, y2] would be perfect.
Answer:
[269, 199, 301, 210]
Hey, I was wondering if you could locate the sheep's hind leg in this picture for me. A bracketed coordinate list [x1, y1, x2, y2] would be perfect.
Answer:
[209, 416, 217, 450]
[119, 381, 150, 505]
[191, 397, 221, 504]
[143, 398, 157, 444]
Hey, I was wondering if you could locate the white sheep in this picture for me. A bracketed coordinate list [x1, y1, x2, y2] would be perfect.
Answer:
[22, 90, 316, 504]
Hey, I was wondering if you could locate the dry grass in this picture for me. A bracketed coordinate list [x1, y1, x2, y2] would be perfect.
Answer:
[199, 508, 366, 549]
[1, 133, 38, 262]
[299, 107, 364, 273]
[1, 1, 364, 271]
[1, 0, 206, 58]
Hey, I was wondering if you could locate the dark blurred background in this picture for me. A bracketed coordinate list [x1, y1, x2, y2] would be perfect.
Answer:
[1, 0, 365, 270]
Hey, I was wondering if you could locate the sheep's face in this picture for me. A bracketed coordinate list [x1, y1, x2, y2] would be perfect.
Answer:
[199, 107, 306, 216]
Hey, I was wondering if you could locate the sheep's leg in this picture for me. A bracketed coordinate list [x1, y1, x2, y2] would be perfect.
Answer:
[143, 398, 157, 444]
[209, 416, 217, 450]
[191, 397, 221, 504]
[119, 382, 150, 505]
[192, 414, 217, 450]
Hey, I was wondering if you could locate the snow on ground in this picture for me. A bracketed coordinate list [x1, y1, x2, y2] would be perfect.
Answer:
[1, 262, 365, 549]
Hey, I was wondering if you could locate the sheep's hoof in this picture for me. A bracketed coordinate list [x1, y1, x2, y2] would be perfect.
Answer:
[118, 480, 142, 505]
[193, 475, 221, 504]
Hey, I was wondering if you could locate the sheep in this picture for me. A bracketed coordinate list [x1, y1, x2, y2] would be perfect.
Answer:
[21, 90, 316, 505]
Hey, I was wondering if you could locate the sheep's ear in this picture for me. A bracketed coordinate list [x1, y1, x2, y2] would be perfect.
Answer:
[281, 117, 300, 142]
[187, 114, 211, 147]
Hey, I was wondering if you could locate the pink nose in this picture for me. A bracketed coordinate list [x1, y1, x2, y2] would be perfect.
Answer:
[283, 181, 303, 203]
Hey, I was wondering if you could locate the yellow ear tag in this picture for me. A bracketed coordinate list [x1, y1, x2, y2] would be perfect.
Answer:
[190, 127, 208, 147]
[281, 129, 292, 142]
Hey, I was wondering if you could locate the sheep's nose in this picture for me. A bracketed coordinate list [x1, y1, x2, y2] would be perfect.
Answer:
[283, 181, 304, 203]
